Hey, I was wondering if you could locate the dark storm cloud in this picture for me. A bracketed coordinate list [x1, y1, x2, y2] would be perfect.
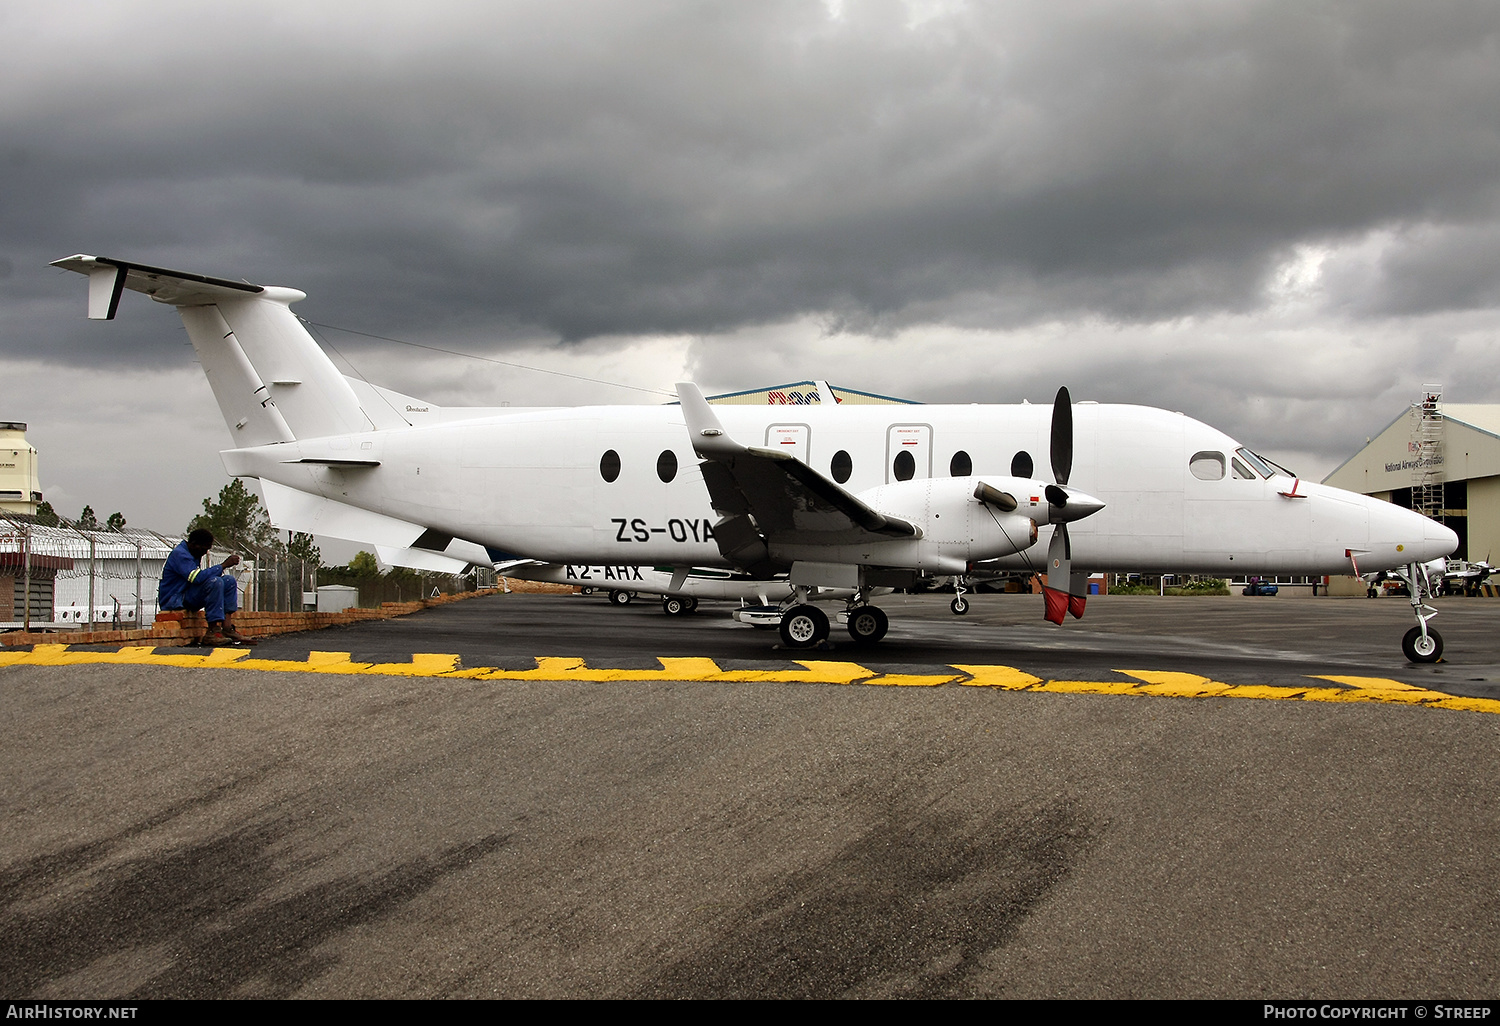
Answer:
[6, 0, 1500, 365]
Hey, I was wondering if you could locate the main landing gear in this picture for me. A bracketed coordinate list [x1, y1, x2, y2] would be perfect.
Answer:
[607, 589, 634, 606]
[778, 604, 829, 648]
[1394, 561, 1443, 663]
[776, 587, 890, 649]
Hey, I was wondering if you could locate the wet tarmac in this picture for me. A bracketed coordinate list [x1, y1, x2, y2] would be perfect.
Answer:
[2, 593, 1497, 998]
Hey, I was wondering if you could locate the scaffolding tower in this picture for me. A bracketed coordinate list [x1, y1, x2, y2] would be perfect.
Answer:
[1411, 383, 1445, 521]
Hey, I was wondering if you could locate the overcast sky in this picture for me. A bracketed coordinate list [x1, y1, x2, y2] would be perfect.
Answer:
[4, 0, 1499, 550]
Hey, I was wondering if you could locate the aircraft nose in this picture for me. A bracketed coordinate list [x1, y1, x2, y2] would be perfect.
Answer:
[1420, 517, 1459, 562]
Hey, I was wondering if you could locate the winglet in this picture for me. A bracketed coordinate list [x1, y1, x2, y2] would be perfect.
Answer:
[676, 382, 745, 458]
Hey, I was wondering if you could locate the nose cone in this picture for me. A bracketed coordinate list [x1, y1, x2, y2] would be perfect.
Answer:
[1361, 497, 1458, 569]
[1421, 517, 1459, 562]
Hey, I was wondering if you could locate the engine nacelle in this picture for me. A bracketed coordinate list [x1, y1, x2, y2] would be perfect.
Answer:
[855, 476, 1043, 565]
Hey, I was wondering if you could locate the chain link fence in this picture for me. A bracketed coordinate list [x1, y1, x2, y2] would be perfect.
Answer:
[2, 511, 499, 632]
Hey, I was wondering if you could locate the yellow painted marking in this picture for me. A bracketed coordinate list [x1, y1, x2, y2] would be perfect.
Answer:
[1314, 674, 1427, 692]
[859, 671, 963, 687]
[2, 645, 1498, 715]
[1125, 673, 1236, 698]
[1034, 679, 1147, 696]
[954, 665, 1043, 689]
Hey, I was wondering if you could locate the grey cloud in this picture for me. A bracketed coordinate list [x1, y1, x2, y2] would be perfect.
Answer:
[6, 0, 1500, 363]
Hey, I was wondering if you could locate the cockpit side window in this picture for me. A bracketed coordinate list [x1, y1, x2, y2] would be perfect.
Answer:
[1232, 456, 1257, 480]
[1235, 447, 1274, 478]
[1190, 451, 1226, 481]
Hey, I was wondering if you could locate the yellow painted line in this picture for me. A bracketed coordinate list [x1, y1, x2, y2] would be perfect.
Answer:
[1, 645, 1498, 714]
[955, 665, 1043, 689]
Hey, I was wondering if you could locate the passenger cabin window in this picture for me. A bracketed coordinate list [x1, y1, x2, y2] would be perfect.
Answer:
[600, 449, 621, 483]
[1190, 451, 1226, 481]
[657, 450, 677, 483]
[893, 449, 916, 481]
[830, 449, 852, 484]
[950, 451, 972, 477]
[1011, 451, 1034, 478]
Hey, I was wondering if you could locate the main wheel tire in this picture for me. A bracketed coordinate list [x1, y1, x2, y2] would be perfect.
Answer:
[608, 589, 633, 606]
[1402, 626, 1443, 663]
[779, 604, 829, 649]
[580, 586, 594, 596]
[846, 605, 889, 645]
[683, 596, 699, 614]
[663, 596, 687, 616]
[951, 596, 969, 615]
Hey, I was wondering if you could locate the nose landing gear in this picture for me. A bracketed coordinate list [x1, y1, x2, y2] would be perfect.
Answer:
[1394, 561, 1443, 663]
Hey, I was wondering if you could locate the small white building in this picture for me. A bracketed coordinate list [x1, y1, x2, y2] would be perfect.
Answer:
[0, 422, 42, 517]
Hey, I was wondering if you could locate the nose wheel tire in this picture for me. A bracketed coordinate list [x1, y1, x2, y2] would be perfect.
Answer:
[608, 589, 634, 606]
[950, 596, 969, 615]
[846, 605, 889, 645]
[1402, 626, 1442, 663]
[779, 605, 830, 649]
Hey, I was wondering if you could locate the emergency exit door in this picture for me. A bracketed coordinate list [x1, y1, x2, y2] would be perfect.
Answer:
[886, 424, 932, 482]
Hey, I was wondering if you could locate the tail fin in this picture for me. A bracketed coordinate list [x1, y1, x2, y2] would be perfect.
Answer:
[52, 255, 373, 443]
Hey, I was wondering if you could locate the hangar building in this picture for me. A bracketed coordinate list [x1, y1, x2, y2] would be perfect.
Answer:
[1323, 391, 1500, 564]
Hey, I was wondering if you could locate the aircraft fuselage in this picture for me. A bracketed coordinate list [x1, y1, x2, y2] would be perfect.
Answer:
[222, 400, 1453, 576]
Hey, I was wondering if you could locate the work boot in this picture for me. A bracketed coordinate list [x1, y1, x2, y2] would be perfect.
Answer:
[200, 631, 230, 647]
[224, 627, 257, 646]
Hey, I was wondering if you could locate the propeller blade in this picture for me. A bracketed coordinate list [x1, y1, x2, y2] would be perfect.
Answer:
[1051, 386, 1072, 487]
[1044, 524, 1071, 624]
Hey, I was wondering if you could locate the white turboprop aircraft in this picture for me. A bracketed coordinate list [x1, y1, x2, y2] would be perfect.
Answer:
[54, 255, 1459, 661]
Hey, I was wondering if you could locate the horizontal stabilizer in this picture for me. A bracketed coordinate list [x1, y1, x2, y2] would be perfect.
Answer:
[51, 254, 264, 319]
[55, 253, 373, 442]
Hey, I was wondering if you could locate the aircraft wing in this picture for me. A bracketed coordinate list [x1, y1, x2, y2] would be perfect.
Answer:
[676, 383, 915, 572]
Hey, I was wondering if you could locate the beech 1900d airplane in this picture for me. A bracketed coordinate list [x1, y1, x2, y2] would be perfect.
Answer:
[53, 255, 1459, 661]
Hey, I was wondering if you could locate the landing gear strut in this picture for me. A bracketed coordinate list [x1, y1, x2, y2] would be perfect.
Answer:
[950, 577, 970, 615]
[1394, 561, 1443, 663]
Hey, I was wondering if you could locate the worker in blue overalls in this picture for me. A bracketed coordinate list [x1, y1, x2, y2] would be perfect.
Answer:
[159, 528, 254, 645]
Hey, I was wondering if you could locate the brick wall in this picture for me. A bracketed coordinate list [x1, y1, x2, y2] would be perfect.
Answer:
[0, 586, 523, 647]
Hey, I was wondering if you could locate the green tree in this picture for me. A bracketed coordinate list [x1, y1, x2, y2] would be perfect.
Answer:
[34, 501, 59, 527]
[188, 479, 277, 551]
[77, 505, 99, 530]
[288, 531, 321, 566]
[105, 511, 127, 532]
[346, 550, 381, 577]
